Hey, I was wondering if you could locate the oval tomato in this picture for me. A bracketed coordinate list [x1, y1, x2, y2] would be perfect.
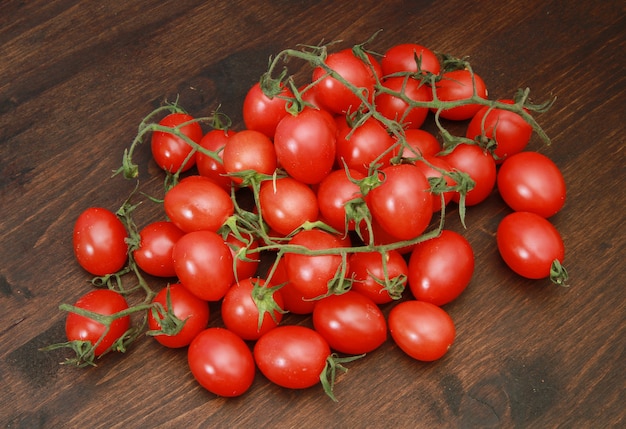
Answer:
[148, 283, 209, 348]
[222, 277, 284, 341]
[414, 156, 456, 212]
[266, 258, 317, 315]
[151, 113, 202, 173]
[381, 43, 441, 76]
[348, 250, 408, 304]
[73, 207, 128, 276]
[388, 300, 455, 361]
[196, 129, 235, 191]
[254, 325, 330, 389]
[313, 290, 387, 354]
[376, 76, 432, 129]
[408, 230, 474, 306]
[164, 175, 234, 233]
[316, 168, 364, 233]
[400, 129, 441, 159]
[259, 177, 319, 236]
[497, 211, 566, 282]
[243, 81, 293, 138]
[466, 100, 532, 162]
[441, 143, 496, 206]
[497, 151, 566, 218]
[188, 328, 255, 397]
[222, 129, 277, 184]
[365, 163, 433, 240]
[225, 232, 260, 281]
[65, 289, 130, 357]
[435, 69, 488, 121]
[133, 221, 185, 277]
[172, 230, 234, 301]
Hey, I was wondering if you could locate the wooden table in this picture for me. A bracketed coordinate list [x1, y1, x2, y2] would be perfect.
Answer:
[1, 1, 624, 427]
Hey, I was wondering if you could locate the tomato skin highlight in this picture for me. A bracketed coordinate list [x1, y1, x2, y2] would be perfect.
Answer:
[388, 300, 455, 362]
[497, 211, 565, 280]
[151, 113, 202, 173]
[497, 151, 566, 218]
[408, 230, 474, 306]
[254, 325, 330, 390]
[188, 328, 256, 397]
[73, 207, 128, 276]
[65, 289, 130, 357]
[313, 291, 387, 354]
[148, 283, 210, 348]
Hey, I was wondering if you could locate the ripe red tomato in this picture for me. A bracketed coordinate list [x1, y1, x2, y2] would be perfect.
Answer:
[312, 48, 376, 114]
[441, 143, 496, 206]
[188, 328, 255, 397]
[348, 250, 408, 304]
[222, 129, 277, 184]
[266, 258, 317, 315]
[381, 43, 441, 76]
[435, 69, 488, 121]
[225, 232, 260, 281]
[73, 207, 128, 276]
[172, 230, 234, 301]
[376, 76, 432, 129]
[222, 278, 285, 341]
[466, 100, 532, 162]
[365, 163, 433, 240]
[408, 230, 474, 306]
[133, 221, 185, 277]
[196, 129, 236, 191]
[243, 81, 293, 138]
[147, 283, 209, 348]
[65, 289, 130, 357]
[316, 167, 364, 233]
[259, 177, 319, 236]
[254, 325, 330, 389]
[313, 291, 387, 354]
[274, 107, 337, 184]
[414, 156, 456, 212]
[163, 175, 234, 233]
[388, 300, 455, 361]
[151, 113, 202, 173]
[284, 229, 346, 299]
[400, 129, 441, 159]
[497, 151, 566, 218]
[497, 211, 566, 281]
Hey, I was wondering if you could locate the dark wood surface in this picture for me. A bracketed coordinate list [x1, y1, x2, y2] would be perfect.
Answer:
[1, 1, 624, 428]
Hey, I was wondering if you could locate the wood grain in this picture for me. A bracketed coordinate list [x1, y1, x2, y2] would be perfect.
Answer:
[1, 0, 624, 427]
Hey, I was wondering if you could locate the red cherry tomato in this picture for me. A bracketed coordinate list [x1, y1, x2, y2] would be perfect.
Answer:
[225, 232, 261, 281]
[414, 156, 456, 212]
[188, 328, 255, 397]
[73, 207, 128, 276]
[150, 113, 202, 173]
[133, 221, 185, 277]
[400, 129, 442, 159]
[148, 283, 209, 348]
[348, 250, 408, 304]
[388, 300, 455, 361]
[381, 43, 441, 76]
[222, 129, 277, 184]
[259, 177, 319, 236]
[316, 168, 364, 233]
[266, 258, 317, 315]
[196, 129, 236, 191]
[243, 81, 293, 138]
[65, 289, 130, 357]
[376, 76, 432, 129]
[435, 69, 488, 120]
[441, 143, 496, 206]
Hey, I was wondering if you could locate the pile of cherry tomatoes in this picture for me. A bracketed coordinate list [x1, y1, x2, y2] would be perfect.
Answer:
[47, 38, 568, 400]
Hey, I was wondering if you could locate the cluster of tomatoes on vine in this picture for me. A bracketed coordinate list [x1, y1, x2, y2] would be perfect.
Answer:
[45, 36, 568, 401]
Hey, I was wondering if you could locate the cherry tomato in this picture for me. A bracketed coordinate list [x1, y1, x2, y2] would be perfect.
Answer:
[408, 230, 474, 306]
[312, 48, 376, 115]
[376, 76, 432, 129]
[254, 325, 330, 389]
[147, 283, 209, 348]
[414, 156, 456, 212]
[381, 43, 441, 76]
[243, 81, 293, 138]
[274, 107, 336, 184]
[400, 129, 441, 159]
[466, 100, 532, 162]
[65, 289, 130, 357]
[150, 113, 202, 173]
[388, 300, 455, 361]
[313, 290, 387, 354]
[188, 328, 255, 397]
[196, 129, 235, 191]
[222, 129, 277, 184]
[172, 230, 234, 301]
[266, 258, 317, 315]
[163, 175, 234, 233]
[73, 207, 128, 276]
[348, 250, 408, 304]
[435, 69, 488, 121]
[366, 163, 433, 240]
[222, 278, 284, 341]
[335, 116, 397, 175]
[225, 232, 260, 281]
[284, 229, 346, 299]
[441, 143, 496, 206]
[497, 211, 566, 281]
[316, 168, 364, 233]
[133, 221, 185, 277]
[259, 177, 319, 236]
[497, 151, 566, 218]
